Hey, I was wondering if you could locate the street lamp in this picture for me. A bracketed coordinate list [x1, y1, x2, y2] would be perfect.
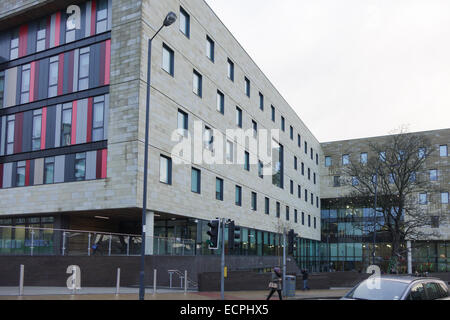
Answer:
[139, 11, 177, 301]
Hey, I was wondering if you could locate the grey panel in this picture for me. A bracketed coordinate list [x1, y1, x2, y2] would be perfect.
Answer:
[60, 10, 67, 45]
[54, 104, 62, 148]
[54, 155, 65, 183]
[89, 43, 99, 88]
[27, 22, 37, 56]
[107, 0, 112, 31]
[4, 67, 18, 108]
[0, 32, 11, 63]
[0, 116, 4, 156]
[86, 150, 97, 180]
[63, 52, 71, 94]
[33, 158, 44, 185]
[38, 58, 49, 100]
[49, 14, 56, 48]
[73, 49, 79, 92]
[77, 3, 87, 41]
[22, 111, 33, 152]
[2, 163, 12, 188]
[85, 1, 92, 38]
[76, 98, 87, 144]
[64, 153, 75, 182]
[104, 94, 109, 140]
[45, 105, 56, 148]
[15, 65, 22, 104]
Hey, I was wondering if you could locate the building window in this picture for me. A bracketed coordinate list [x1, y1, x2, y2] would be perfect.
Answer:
[311, 192, 314, 205]
[342, 154, 350, 165]
[308, 168, 311, 180]
[333, 176, 341, 187]
[294, 156, 298, 170]
[325, 156, 332, 167]
[204, 126, 214, 152]
[6, 116, 14, 154]
[179, 7, 190, 38]
[20, 64, 31, 104]
[96, 0, 108, 34]
[244, 151, 250, 171]
[10, 31, 19, 60]
[418, 148, 426, 159]
[290, 180, 294, 194]
[259, 92, 264, 110]
[302, 212, 305, 225]
[316, 153, 319, 165]
[226, 140, 233, 163]
[66, 10, 77, 42]
[0, 71, 4, 107]
[410, 171, 416, 183]
[272, 141, 284, 189]
[380, 151, 386, 162]
[265, 197, 270, 215]
[206, 36, 215, 62]
[244, 77, 250, 97]
[217, 90, 225, 114]
[32, 109, 42, 151]
[15, 161, 26, 187]
[36, 20, 46, 52]
[236, 107, 242, 128]
[305, 189, 308, 202]
[159, 155, 172, 184]
[227, 58, 234, 81]
[271, 105, 275, 122]
[360, 153, 368, 164]
[276, 202, 280, 218]
[193, 70, 202, 97]
[216, 178, 224, 201]
[258, 160, 264, 178]
[191, 168, 201, 194]
[92, 95, 105, 141]
[308, 215, 311, 227]
[281, 116, 285, 132]
[440, 145, 448, 157]
[301, 162, 305, 175]
[294, 209, 298, 223]
[298, 185, 301, 199]
[44, 157, 55, 184]
[310, 148, 314, 160]
[74, 153, 86, 181]
[298, 134, 301, 148]
[162, 44, 174, 76]
[48, 56, 59, 98]
[429, 170, 438, 181]
[286, 206, 290, 221]
[441, 192, 449, 204]
[252, 120, 257, 138]
[78, 47, 90, 91]
[352, 176, 359, 186]
[419, 193, 427, 205]
[177, 109, 188, 136]
[290, 126, 294, 140]
[431, 216, 440, 229]
[316, 197, 319, 208]
[313, 172, 316, 184]
[235, 185, 242, 206]
[61, 103, 73, 146]
[251, 192, 257, 211]
[314, 217, 317, 229]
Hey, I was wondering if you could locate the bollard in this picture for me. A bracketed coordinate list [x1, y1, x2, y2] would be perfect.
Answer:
[116, 268, 121, 295]
[19, 265, 24, 296]
[184, 270, 187, 294]
[153, 269, 157, 295]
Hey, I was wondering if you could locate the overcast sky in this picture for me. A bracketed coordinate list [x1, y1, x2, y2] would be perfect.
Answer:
[205, 0, 450, 142]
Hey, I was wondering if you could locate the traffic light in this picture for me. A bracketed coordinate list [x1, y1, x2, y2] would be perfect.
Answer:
[228, 221, 241, 250]
[288, 229, 297, 255]
[207, 219, 220, 250]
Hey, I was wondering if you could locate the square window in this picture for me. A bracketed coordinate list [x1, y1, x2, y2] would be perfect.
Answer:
[162, 44, 174, 76]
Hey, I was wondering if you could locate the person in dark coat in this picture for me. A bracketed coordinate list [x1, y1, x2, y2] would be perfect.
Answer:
[266, 267, 283, 300]
[302, 269, 310, 291]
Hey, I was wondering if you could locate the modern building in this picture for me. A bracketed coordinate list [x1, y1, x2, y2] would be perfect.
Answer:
[0, 0, 447, 273]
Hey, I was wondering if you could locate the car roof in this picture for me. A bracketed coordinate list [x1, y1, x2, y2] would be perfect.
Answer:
[367, 276, 443, 284]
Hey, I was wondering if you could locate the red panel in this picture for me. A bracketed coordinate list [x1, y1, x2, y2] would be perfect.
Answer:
[14, 113, 23, 154]
[86, 97, 93, 142]
[57, 53, 64, 95]
[19, 25, 28, 57]
[0, 164, 3, 189]
[71, 100, 77, 145]
[41, 107, 47, 150]
[29, 61, 36, 102]
[91, 0, 97, 36]
[54, 12, 61, 46]
[25, 160, 31, 186]
[101, 149, 107, 178]
[104, 40, 111, 85]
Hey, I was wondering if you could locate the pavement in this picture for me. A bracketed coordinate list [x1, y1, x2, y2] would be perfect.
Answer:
[0, 287, 349, 300]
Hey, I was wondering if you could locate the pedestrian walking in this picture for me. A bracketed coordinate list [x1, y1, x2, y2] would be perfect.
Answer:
[302, 269, 310, 291]
[266, 267, 283, 300]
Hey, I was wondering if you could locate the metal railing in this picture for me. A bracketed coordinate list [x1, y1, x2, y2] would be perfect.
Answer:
[0, 225, 195, 256]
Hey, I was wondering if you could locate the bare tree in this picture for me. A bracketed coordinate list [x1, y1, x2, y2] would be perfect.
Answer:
[341, 129, 442, 272]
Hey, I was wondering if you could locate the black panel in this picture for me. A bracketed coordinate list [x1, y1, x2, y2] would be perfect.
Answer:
[38, 58, 49, 101]
[29, 159, 34, 186]
[45, 105, 56, 149]
[64, 153, 75, 182]
[16, 65, 22, 105]
[89, 42, 100, 88]
[11, 162, 17, 188]
[62, 51, 71, 95]
[59, 11, 67, 45]
[22, 110, 33, 152]
[27, 21, 38, 56]
[0, 31, 11, 64]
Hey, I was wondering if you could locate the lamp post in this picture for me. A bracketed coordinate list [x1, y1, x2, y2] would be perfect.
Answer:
[139, 11, 177, 301]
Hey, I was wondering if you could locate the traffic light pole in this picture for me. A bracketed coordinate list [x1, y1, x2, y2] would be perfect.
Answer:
[220, 218, 225, 300]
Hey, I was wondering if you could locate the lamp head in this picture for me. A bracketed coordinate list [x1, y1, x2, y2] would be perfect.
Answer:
[163, 12, 177, 27]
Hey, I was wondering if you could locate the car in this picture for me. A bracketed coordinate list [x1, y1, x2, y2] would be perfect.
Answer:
[341, 276, 450, 300]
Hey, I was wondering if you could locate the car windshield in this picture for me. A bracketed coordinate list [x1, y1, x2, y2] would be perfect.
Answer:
[345, 279, 410, 300]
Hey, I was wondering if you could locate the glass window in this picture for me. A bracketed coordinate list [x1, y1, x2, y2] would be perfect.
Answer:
[265, 197, 269, 215]
[259, 92, 264, 110]
[206, 36, 214, 62]
[244, 77, 250, 97]
[281, 116, 285, 131]
[441, 192, 449, 204]
[290, 126, 293, 140]
[217, 90, 224, 114]
[272, 141, 283, 188]
[74, 153, 86, 181]
[93, 96, 105, 141]
[418, 148, 426, 159]
[193, 70, 202, 97]
[252, 120, 257, 137]
[16, 161, 26, 187]
[216, 178, 224, 201]
[235, 185, 242, 206]
[36, 20, 46, 52]
[276, 202, 280, 218]
[440, 145, 448, 157]
[226, 140, 233, 163]
[298, 185, 301, 198]
[179, 7, 190, 38]
[204, 126, 214, 152]
[236, 107, 242, 128]
[6, 116, 15, 154]
[342, 154, 350, 165]
[334, 176, 341, 187]
[429, 170, 438, 181]
[244, 151, 250, 171]
[360, 153, 368, 164]
[302, 212, 305, 225]
[379, 151, 386, 162]
[295, 209, 298, 223]
[227, 59, 234, 81]
[177, 109, 188, 136]
[78, 48, 90, 90]
[352, 176, 359, 186]
[48, 56, 59, 97]
[162, 44, 174, 76]
[251, 192, 257, 211]
[290, 180, 294, 194]
[32, 109, 42, 151]
[191, 168, 201, 194]
[10, 32, 19, 60]
[419, 193, 427, 205]
[407, 283, 426, 300]
[271, 105, 275, 122]
[159, 155, 172, 184]
[258, 160, 263, 178]
[61, 103, 72, 146]
[96, 0, 108, 34]
[21, 64, 31, 104]
[44, 157, 55, 184]
[304, 141, 308, 154]
[325, 156, 332, 167]
[0, 71, 4, 107]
